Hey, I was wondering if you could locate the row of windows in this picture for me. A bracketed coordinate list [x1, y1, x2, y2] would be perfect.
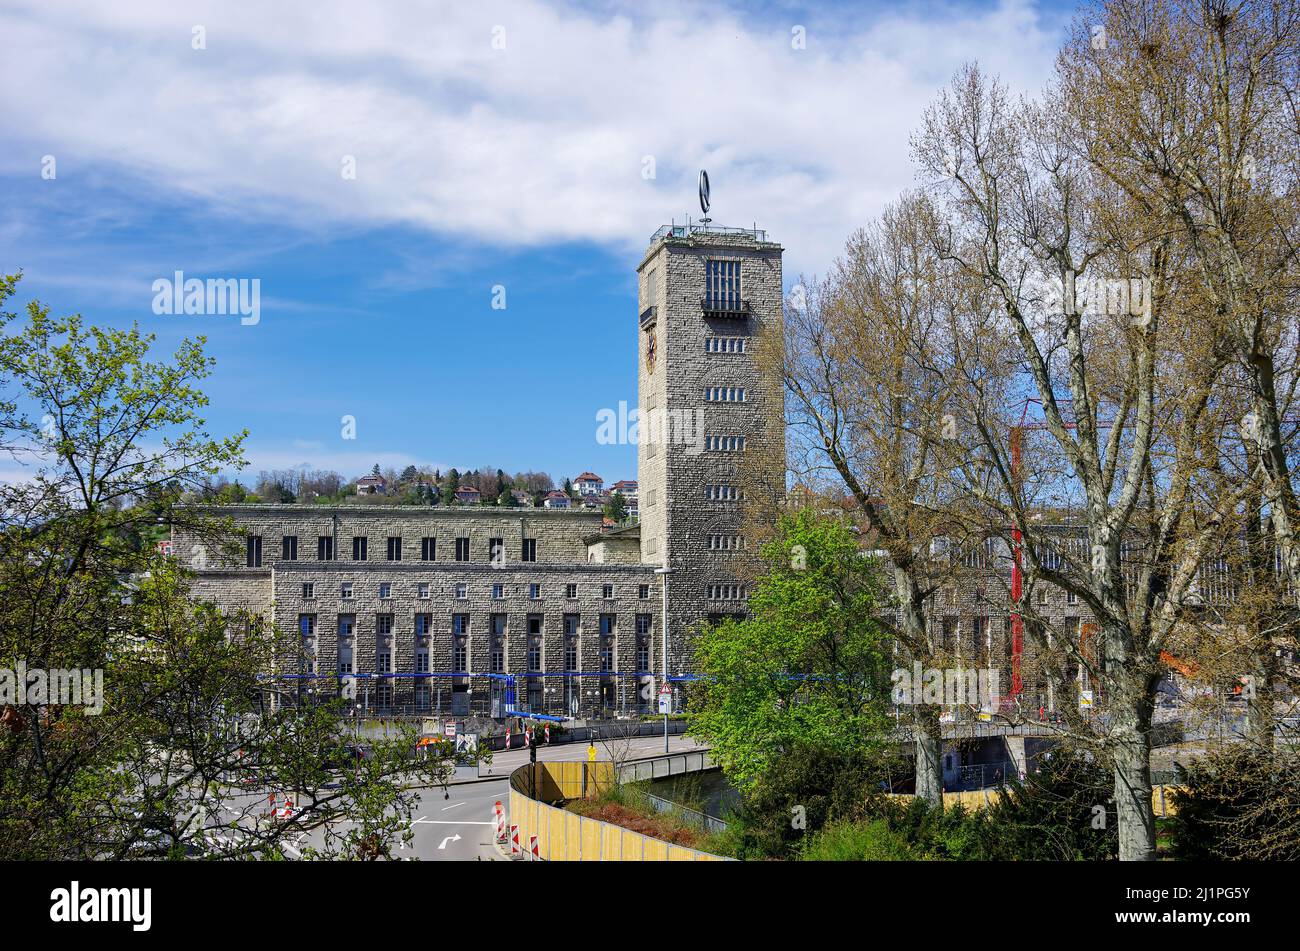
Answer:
[704, 484, 744, 501]
[303, 613, 653, 637]
[305, 614, 654, 673]
[706, 584, 747, 601]
[705, 434, 746, 452]
[705, 336, 748, 353]
[301, 581, 653, 601]
[707, 534, 746, 551]
[247, 534, 540, 567]
[704, 386, 746, 402]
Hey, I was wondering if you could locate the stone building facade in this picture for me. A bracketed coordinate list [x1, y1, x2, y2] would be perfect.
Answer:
[174, 222, 786, 720]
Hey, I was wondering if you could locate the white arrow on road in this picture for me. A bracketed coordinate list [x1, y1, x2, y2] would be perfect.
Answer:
[438, 834, 462, 850]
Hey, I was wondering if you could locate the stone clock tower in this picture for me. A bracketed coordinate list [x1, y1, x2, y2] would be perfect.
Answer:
[635, 222, 785, 675]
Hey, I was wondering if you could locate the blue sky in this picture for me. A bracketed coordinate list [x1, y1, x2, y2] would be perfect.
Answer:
[0, 0, 1077, 485]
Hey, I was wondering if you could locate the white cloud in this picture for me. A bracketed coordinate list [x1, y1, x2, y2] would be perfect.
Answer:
[0, 0, 1062, 275]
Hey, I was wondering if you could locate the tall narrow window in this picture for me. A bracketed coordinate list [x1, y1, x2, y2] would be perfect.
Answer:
[281, 536, 298, 561]
[246, 536, 262, 567]
[705, 259, 742, 311]
[352, 536, 367, 561]
[421, 536, 436, 561]
[455, 537, 470, 562]
[318, 536, 335, 561]
[386, 536, 402, 561]
[521, 538, 537, 562]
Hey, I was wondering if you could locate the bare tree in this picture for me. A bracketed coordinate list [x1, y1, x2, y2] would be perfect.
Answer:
[914, 57, 1251, 859]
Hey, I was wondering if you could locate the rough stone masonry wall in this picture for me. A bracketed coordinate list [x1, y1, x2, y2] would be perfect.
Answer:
[174, 506, 668, 717]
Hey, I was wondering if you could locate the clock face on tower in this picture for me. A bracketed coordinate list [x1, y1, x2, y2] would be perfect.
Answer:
[645, 329, 657, 374]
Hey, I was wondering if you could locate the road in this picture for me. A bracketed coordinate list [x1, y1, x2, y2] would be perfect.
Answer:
[218, 733, 707, 861]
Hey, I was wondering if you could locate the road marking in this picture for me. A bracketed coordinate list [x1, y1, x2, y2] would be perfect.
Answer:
[411, 819, 494, 826]
[441, 801, 465, 811]
[438, 834, 462, 850]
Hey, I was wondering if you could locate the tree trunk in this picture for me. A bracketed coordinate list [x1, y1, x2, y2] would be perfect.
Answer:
[914, 707, 944, 806]
[1110, 687, 1156, 861]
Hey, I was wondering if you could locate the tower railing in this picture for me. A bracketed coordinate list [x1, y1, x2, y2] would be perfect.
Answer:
[649, 223, 768, 243]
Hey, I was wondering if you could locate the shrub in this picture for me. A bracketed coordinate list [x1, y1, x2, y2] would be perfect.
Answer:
[799, 819, 920, 861]
[1169, 743, 1300, 860]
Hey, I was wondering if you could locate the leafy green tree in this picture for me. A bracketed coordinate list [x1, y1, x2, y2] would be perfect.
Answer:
[687, 509, 894, 787]
[400, 465, 418, 484]
[442, 468, 460, 506]
[604, 491, 628, 522]
[0, 275, 474, 859]
[498, 486, 516, 507]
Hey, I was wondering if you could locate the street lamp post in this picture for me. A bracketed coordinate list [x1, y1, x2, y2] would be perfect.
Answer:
[655, 565, 674, 753]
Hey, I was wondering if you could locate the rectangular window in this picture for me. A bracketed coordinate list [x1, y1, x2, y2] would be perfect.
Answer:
[421, 536, 436, 561]
[528, 635, 542, 672]
[455, 537, 470, 562]
[941, 616, 958, 650]
[705, 434, 746, 452]
[352, 536, 367, 561]
[453, 613, 470, 636]
[491, 614, 507, 637]
[564, 633, 578, 671]
[599, 614, 615, 636]
[704, 386, 746, 402]
[563, 613, 580, 636]
[453, 635, 468, 672]
[488, 537, 504, 565]
[317, 536, 335, 561]
[636, 630, 650, 673]
[704, 259, 741, 310]
[379, 583, 391, 600]
[565, 584, 577, 599]
[386, 536, 402, 561]
[415, 641, 430, 674]
[455, 583, 467, 600]
[491, 635, 505, 673]
[638, 584, 650, 600]
[341, 582, 354, 600]
[529, 583, 541, 600]
[521, 538, 537, 562]
[246, 536, 262, 568]
[301, 582, 315, 599]
[415, 613, 432, 636]
[600, 634, 614, 672]
[492, 583, 504, 600]
[299, 614, 316, 637]
[602, 584, 613, 600]
[418, 583, 430, 599]
[1067, 590, 1078, 606]
[281, 535, 298, 561]
[376, 614, 394, 636]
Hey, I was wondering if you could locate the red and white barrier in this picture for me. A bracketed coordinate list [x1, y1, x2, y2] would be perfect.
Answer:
[504, 728, 511, 749]
[494, 801, 506, 842]
[544, 723, 550, 744]
[510, 824, 520, 855]
[529, 834, 539, 860]
[277, 797, 295, 820]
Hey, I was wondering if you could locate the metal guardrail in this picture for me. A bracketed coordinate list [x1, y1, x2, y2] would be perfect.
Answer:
[617, 749, 716, 783]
